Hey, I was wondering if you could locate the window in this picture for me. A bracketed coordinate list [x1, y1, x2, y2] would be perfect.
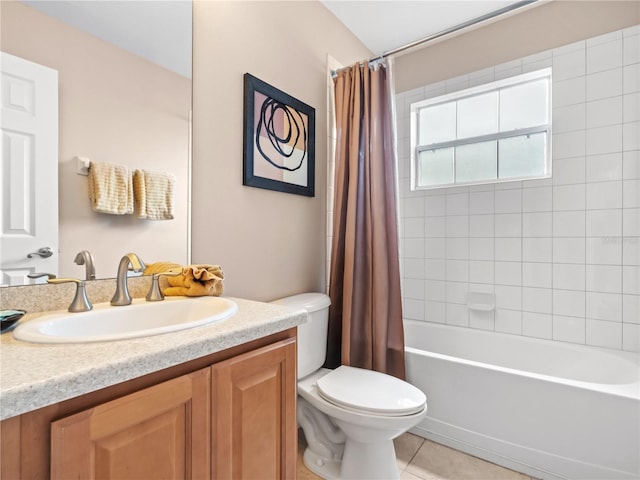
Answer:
[410, 68, 552, 190]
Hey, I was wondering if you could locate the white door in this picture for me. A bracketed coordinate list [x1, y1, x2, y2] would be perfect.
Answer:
[0, 52, 58, 285]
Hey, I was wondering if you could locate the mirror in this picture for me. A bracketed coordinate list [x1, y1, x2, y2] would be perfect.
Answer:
[0, 0, 192, 286]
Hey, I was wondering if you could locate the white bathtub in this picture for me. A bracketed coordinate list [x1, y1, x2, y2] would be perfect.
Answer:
[404, 319, 640, 480]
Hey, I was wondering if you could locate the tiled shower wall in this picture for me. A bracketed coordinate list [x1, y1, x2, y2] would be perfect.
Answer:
[396, 25, 640, 352]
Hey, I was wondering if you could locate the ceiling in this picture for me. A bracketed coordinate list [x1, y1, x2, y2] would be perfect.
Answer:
[320, 0, 527, 55]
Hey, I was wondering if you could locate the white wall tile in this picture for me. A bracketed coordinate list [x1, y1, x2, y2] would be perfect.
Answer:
[623, 237, 640, 265]
[404, 196, 425, 217]
[623, 122, 640, 151]
[470, 309, 495, 331]
[586, 124, 623, 156]
[523, 237, 552, 262]
[586, 68, 623, 101]
[623, 93, 640, 123]
[586, 152, 623, 182]
[495, 261, 522, 286]
[586, 209, 622, 236]
[470, 214, 494, 237]
[586, 181, 623, 210]
[552, 157, 586, 185]
[553, 103, 586, 133]
[446, 303, 469, 326]
[404, 237, 425, 258]
[587, 30, 622, 47]
[446, 193, 469, 215]
[553, 184, 585, 211]
[623, 179, 640, 207]
[622, 322, 640, 352]
[553, 130, 586, 159]
[523, 262, 552, 288]
[425, 237, 446, 259]
[495, 285, 522, 310]
[586, 264, 622, 293]
[554, 76, 586, 107]
[623, 208, 640, 236]
[553, 263, 586, 291]
[523, 311, 553, 339]
[425, 216, 446, 237]
[495, 213, 522, 237]
[623, 150, 639, 179]
[495, 189, 522, 214]
[554, 39, 585, 56]
[623, 265, 640, 295]
[425, 195, 446, 216]
[404, 278, 426, 300]
[469, 260, 494, 284]
[623, 63, 639, 94]
[446, 281, 469, 304]
[554, 237, 586, 264]
[554, 49, 586, 80]
[469, 191, 494, 214]
[523, 286, 552, 314]
[404, 258, 425, 279]
[553, 315, 586, 344]
[522, 186, 552, 212]
[424, 300, 446, 324]
[470, 238, 494, 261]
[586, 237, 622, 265]
[495, 237, 522, 261]
[425, 259, 446, 280]
[446, 216, 469, 237]
[553, 289, 586, 318]
[446, 260, 469, 282]
[623, 294, 640, 324]
[523, 212, 553, 237]
[586, 39, 623, 74]
[586, 291, 623, 321]
[623, 32, 640, 65]
[554, 211, 585, 237]
[404, 298, 425, 321]
[586, 319, 622, 349]
[425, 280, 446, 302]
[495, 309, 521, 334]
[586, 96, 623, 128]
[404, 217, 425, 238]
[446, 238, 469, 260]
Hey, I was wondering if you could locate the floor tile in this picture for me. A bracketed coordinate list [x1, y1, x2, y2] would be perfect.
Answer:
[405, 439, 531, 480]
[394, 432, 425, 470]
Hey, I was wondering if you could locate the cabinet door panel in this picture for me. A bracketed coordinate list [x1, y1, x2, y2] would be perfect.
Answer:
[51, 367, 210, 480]
[212, 337, 296, 480]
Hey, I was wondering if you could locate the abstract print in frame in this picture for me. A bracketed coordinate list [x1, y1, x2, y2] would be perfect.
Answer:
[243, 73, 315, 197]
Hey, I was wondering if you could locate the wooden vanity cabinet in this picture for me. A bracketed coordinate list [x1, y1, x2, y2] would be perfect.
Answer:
[0, 329, 297, 480]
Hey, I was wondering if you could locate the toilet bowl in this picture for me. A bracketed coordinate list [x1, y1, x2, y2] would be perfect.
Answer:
[272, 293, 427, 480]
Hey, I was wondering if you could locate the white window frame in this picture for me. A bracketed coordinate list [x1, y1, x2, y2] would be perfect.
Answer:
[410, 68, 552, 190]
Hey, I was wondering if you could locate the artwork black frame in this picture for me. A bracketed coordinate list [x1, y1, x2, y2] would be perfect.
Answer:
[243, 73, 315, 197]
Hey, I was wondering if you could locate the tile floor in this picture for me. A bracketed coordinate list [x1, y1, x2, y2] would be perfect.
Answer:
[297, 431, 535, 480]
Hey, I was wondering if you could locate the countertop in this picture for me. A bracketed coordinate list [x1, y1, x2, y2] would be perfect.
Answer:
[0, 297, 306, 420]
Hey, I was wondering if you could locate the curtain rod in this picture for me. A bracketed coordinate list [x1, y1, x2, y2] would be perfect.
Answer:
[331, 0, 538, 78]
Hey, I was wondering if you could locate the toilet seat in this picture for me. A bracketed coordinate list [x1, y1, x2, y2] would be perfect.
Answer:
[316, 365, 426, 417]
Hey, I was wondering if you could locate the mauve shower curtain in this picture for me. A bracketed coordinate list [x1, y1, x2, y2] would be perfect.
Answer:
[326, 60, 405, 379]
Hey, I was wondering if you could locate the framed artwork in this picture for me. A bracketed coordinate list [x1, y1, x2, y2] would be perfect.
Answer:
[243, 73, 315, 197]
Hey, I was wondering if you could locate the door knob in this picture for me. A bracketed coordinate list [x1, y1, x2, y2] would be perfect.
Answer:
[27, 247, 54, 258]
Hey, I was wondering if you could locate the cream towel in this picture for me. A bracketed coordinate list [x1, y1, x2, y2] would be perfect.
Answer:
[88, 161, 133, 215]
[133, 169, 175, 220]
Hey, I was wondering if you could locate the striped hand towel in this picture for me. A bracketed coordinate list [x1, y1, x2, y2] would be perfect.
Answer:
[133, 169, 175, 220]
[88, 161, 134, 215]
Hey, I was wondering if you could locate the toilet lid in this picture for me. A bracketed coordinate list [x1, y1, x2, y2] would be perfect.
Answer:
[316, 366, 426, 416]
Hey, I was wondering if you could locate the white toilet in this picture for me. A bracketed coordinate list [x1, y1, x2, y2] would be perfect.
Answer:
[272, 293, 427, 480]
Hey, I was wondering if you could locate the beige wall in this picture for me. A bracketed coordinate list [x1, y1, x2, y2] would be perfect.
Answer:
[191, 1, 370, 301]
[1, 1, 191, 280]
[395, 0, 640, 93]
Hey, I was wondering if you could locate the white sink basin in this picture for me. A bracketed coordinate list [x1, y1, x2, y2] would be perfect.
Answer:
[13, 296, 238, 344]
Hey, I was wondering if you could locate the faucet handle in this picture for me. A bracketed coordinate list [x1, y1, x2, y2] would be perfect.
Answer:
[48, 278, 93, 313]
[146, 271, 181, 302]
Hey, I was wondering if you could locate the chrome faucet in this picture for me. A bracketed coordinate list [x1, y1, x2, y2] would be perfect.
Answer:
[111, 253, 146, 306]
[74, 250, 96, 280]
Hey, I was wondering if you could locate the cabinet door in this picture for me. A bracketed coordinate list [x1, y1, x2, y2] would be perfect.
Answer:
[212, 337, 297, 480]
[51, 367, 210, 480]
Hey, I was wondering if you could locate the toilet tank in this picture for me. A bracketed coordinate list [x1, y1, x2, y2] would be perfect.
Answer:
[271, 293, 331, 379]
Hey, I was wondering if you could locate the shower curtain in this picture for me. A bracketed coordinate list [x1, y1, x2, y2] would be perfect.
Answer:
[326, 59, 405, 380]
